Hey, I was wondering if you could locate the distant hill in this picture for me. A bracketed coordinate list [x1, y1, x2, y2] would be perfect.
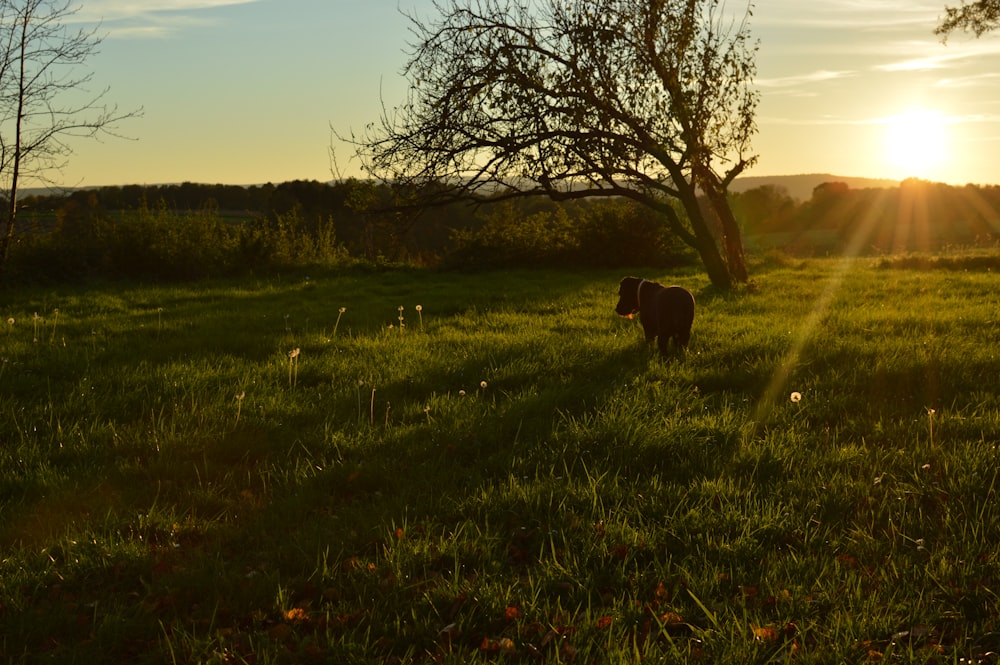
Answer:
[731, 174, 899, 201]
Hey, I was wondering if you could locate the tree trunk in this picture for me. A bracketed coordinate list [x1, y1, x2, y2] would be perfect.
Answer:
[0, 8, 29, 283]
[711, 192, 749, 283]
[667, 200, 732, 290]
[0, 208, 15, 279]
[695, 167, 749, 285]
[694, 232, 734, 291]
[0, 137, 22, 279]
[671, 183, 735, 291]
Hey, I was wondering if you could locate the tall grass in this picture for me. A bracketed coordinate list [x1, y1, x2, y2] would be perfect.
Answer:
[1, 257, 999, 663]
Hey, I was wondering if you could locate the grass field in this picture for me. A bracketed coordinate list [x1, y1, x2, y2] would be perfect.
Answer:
[2, 255, 1000, 663]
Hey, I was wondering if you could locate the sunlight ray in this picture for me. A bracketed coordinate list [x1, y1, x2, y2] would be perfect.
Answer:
[754, 189, 896, 421]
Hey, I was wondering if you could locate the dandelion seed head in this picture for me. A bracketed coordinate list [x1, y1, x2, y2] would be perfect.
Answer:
[415, 305, 422, 312]
[236, 392, 246, 400]
[398, 306, 404, 312]
[480, 381, 488, 389]
[339, 307, 346, 313]
[459, 389, 466, 396]
[790, 391, 802, 403]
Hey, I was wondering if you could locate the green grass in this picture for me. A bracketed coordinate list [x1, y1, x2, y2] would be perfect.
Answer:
[2, 257, 1000, 663]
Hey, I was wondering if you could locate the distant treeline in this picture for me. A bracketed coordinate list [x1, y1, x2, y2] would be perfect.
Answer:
[731, 178, 1000, 255]
[5, 177, 1000, 284]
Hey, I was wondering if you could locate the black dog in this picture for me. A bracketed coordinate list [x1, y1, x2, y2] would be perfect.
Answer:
[615, 277, 695, 356]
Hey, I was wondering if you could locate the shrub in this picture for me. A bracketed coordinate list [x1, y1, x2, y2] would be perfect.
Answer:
[575, 199, 695, 268]
[445, 199, 697, 270]
[446, 202, 579, 268]
[5, 204, 349, 284]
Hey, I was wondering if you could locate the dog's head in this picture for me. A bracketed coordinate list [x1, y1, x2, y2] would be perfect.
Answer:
[615, 276, 642, 318]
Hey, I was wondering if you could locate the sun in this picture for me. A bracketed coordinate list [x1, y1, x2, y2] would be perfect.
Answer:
[882, 109, 950, 180]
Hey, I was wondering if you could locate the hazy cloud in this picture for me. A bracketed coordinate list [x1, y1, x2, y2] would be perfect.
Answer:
[756, 70, 856, 90]
[74, 0, 260, 37]
[876, 56, 952, 72]
[759, 110, 985, 128]
[80, 0, 258, 17]
[755, 1, 942, 31]
[760, 114, 876, 127]
[934, 72, 1000, 88]
[875, 39, 1000, 72]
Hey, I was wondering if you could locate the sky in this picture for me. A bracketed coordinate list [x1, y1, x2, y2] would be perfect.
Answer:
[41, 0, 1000, 188]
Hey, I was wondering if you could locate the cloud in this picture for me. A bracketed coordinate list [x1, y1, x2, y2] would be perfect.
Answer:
[876, 56, 951, 72]
[759, 114, 874, 127]
[756, 70, 857, 89]
[79, 0, 258, 18]
[759, 110, 979, 128]
[934, 72, 1000, 88]
[102, 25, 174, 39]
[874, 38, 1000, 72]
[72, 0, 260, 37]
[754, 1, 943, 31]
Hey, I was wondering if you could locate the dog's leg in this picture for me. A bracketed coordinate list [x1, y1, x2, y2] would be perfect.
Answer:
[657, 334, 671, 358]
[639, 315, 657, 343]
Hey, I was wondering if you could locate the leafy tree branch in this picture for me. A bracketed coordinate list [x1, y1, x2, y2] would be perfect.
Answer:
[936, 0, 1000, 39]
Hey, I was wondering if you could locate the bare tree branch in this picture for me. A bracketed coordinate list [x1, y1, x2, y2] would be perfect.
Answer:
[0, 0, 142, 277]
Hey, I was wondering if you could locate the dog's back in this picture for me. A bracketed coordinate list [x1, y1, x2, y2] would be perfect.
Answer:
[653, 285, 695, 349]
[616, 277, 694, 356]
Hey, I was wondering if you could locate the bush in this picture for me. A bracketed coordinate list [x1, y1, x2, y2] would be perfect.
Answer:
[242, 210, 347, 271]
[445, 199, 696, 270]
[575, 199, 694, 268]
[445, 202, 578, 268]
[5, 204, 349, 284]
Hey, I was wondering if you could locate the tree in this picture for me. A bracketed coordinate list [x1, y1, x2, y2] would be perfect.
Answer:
[351, 0, 759, 290]
[0, 0, 139, 278]
[730, 184, 795, 234]
[936, 1, 1000, 38]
